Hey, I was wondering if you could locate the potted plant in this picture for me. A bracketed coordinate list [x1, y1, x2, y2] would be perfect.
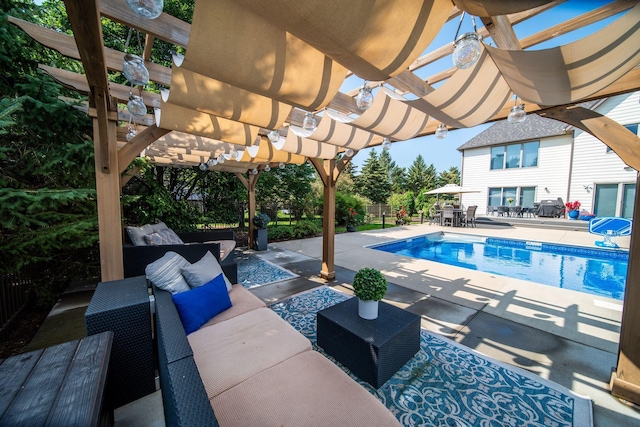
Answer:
[565, 201, 581, 220]
[579, 210, 595, 221]
[344, 207, 359, 232]
[252, 213, 270, 250]
[352, 267, 388, 320]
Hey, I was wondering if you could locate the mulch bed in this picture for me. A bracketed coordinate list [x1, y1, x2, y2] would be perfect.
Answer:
[0, 304, 51, 359]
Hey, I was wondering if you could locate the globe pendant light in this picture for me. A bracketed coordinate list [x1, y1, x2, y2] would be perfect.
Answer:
[279, 162, 286, 169]
[126, 0, 163, 19]
[199, 162, 207, 171]
[355, 83, 374, 110]
[264, 165, 271, 172]
[127, 95, 147, 117]
[217, 154, 225, 164]
[452, 13, 482, 70]
[230, 147, 240, 159]
[207, 158, 217, 167]
[507, 97, 527, 124]
[382, 138, 391, 151]
[435, 123, 448, 139]
[268, 130, 280, 143]
[345, 148, 354, 157]
[123, 54, 149, 86]
[126, 127, 137, 141]
[302, 112, 317, 132]
[252, 168, 259, 175]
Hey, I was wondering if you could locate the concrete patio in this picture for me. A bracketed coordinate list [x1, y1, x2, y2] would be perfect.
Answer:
[32, 221, 640, 426]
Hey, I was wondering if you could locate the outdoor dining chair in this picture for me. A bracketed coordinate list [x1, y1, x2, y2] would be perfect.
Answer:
[429, 206, 442, 226]
[442, 205, 455, 227]
[462, 206, 477, 227]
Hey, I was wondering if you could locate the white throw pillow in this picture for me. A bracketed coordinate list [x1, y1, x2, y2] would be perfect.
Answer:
[126, 224, 154, 246]
[144, 229, 185, 245]
[181, 251, 232, 292]
[145, 251, 191, 294]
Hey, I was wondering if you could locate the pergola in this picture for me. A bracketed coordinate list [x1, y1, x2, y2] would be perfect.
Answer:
[10, 0, 640, 405]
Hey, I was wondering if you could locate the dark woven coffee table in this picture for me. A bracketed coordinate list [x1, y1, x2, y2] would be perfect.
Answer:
[317, 298, 420, 388]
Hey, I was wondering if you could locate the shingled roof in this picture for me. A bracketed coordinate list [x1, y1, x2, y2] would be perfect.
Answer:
[457, 99, 603, 151]
[456, 114, 570, 151]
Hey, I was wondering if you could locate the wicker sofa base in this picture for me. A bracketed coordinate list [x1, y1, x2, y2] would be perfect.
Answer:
[153, 282, 400, 427]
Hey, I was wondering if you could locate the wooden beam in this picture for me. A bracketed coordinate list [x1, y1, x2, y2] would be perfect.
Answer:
[39, 65, 161, 108]
[143, 34, 155, 62]
[481, 15, 521, 50]
[118, 125, 170, 173]
[9, 17, 171, 86]
[99, 0, 190, 48]
[610, 172, 640, 406]
[120, 166, 140, 188]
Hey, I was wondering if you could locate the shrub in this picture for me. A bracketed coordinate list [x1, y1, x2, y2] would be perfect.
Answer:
[252, 213, 271, 229]
[352, 267, 387, 301]
[292, 220, 321, 238]
[268, 226, 294, 242]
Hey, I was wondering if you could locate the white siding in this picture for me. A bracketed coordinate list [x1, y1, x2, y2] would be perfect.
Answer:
[460, 135, 572, 214]
[569, 92, 639, 215]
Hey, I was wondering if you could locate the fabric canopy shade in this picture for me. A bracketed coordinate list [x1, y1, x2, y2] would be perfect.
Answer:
[165, 58, 293, 130]
[486, 2, 640, 106]
[327, 89, 430, 140]
[452, 0, 554, 17]
[232, 0, 453, 82]
[406, 49, 512, 128]
[182, 0, 348, 111]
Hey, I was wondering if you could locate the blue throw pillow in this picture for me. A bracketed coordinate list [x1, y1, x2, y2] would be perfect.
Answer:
[172, 274, 232, 335]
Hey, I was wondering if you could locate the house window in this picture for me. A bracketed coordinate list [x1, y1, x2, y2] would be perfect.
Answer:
[608, 124, 638, 153]
[490, 146, 504, 170]
[519, 187, 536, 207]
[488, 187, 521, 206]
[491, 141, 539, 169]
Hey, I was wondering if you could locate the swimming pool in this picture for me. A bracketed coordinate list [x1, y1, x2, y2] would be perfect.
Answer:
[371, 233, 629, 300]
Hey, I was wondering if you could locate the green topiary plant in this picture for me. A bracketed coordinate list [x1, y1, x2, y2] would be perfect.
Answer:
[252, 213, 271, 229]
[352, 267, 387, 301]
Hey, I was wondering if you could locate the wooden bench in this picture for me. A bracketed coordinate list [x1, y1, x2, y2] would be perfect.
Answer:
[0, 331, 113, 426]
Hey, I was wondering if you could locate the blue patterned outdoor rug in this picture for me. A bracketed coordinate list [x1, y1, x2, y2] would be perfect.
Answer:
[237, 254, 298, 289]
[270, 287, 593, 427]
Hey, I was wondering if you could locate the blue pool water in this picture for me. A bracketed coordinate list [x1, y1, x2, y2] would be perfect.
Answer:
[371, 233, 629, 300]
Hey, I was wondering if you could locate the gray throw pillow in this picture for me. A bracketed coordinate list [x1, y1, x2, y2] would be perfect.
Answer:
[126, 224, 154, 246]
[144, 229, 185, 245]
[181, 251, 232, 292]
[151, 222, 169, 233]
[145, 251, 191, 294]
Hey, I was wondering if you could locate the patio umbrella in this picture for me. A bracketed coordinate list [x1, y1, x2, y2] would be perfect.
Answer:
[425, 184, 480, 203]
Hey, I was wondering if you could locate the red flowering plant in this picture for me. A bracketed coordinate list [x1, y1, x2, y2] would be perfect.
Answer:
[565, 200, 581, 211]
[344, 207, 360, 227]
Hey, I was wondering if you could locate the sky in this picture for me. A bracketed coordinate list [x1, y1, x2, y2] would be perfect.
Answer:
[346, 0, 616, 174]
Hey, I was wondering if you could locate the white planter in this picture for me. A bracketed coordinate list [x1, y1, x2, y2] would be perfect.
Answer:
[358, 299, 379, 320]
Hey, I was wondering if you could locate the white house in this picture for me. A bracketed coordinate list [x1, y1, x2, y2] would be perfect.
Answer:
[457, 92, 639, 218]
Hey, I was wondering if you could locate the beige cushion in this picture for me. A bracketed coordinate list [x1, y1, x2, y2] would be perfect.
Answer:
[212, 351, 400, 427]
[188, 308, 311, 398]
[200, 284, 265, 327]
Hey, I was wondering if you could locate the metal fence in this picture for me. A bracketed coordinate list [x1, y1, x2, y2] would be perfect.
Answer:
[0, 272, 32, 339]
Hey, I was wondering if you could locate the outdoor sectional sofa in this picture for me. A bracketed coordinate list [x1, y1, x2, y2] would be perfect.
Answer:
[123, 228, 238, 284]
[153, 282, 401, 426]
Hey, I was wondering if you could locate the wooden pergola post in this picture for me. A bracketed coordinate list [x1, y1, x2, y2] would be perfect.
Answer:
[539, 105, 640, 404]
[611, 171, 640, 403]
[236, 171, 261, 250]
[309, 155, 354, 280]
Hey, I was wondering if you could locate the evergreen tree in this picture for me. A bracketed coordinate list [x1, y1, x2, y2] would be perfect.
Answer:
[406, 155, 438, 195]
[0, 1, 99, 300]
[389, 165, 408, 193]
[437, 166, 461, 187]
[336, 159, 357, 193]
[356, 150, 391, 204]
